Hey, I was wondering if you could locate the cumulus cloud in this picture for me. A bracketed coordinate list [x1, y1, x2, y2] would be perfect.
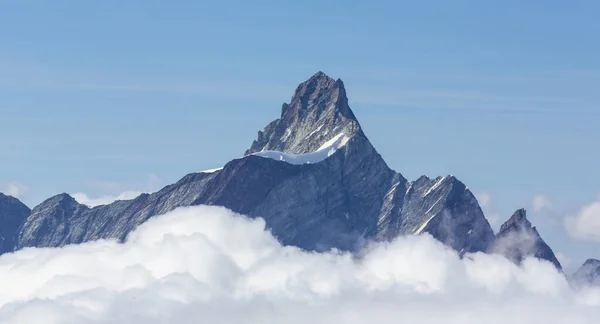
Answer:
[1, 182, 27, 199]
[565, 195, 600, 242]
[477, 192, 492, 207]
[532, 194, 553, 213]
[476, 191, 500, 228]
[488, 226, 539, 262]
[556, 252, 572, 270]
[71, 174, 163, 207]
[0, 205, 598, 323]
[71, 191, 143, 207]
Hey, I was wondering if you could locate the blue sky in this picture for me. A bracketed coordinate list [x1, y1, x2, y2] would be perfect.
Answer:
[1, 0, 599, 268]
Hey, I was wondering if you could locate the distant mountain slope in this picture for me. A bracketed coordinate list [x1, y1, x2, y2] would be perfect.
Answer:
[6, 72, 504, 255]
[572, 259, 600, 287]
[488, 209, 562, 270]
[0, 193, 30, 254]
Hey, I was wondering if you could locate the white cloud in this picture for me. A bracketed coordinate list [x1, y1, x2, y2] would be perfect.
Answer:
[565, 195, 600, 242]
[532, 194, 553, 212]
[72, 173, 163, 207]
[71, 191, 143, 207]
[0, 205, 597, 323]
[555, 252, 572, 270]
[477, 192, 492, 207]
[1, 182, 27, 199]
[476, 191, 500, 228]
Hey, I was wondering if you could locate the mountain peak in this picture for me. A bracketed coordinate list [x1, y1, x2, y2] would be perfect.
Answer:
[4, 72, 500, 258]
[32, 193, 83, 214]
[572, 258, 600, 287]
[499, 208, 532, 232]
[246, 72, 362, 155]
[0, 193, 29, 211]
[15, 193, 86, 250]
[489, 208, 562, 270]
[286, 71, 351, 118]
[0, 192, 23, 204]
[48, 193, 78, 203]
[306, 71, 335, 82]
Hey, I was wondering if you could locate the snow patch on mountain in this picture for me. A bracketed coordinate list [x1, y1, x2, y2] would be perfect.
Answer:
[415, 214, 437, 235]
[251, 133, 350, 165]
[423, 176, 449, 197]
[200, 167, 223, 174]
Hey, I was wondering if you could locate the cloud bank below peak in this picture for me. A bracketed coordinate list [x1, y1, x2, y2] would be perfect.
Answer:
[0, 205, 598, 323]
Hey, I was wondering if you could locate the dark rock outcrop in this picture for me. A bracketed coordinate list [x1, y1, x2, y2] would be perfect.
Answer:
[488, 208, 562, 270]
[0, 193, 30, 253]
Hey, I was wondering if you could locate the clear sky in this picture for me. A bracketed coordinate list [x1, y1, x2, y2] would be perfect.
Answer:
[1, 0, 598, 269]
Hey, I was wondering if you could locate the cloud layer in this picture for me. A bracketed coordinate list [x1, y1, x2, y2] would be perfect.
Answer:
[0, 205, 598, 323]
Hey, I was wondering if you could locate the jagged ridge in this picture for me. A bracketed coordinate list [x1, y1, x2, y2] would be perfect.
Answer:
[0, 71, 544, 260]
[488, 208, 562, 270]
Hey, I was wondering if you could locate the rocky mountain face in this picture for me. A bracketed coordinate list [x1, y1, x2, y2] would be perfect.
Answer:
[246, 71, 362, 155]
[487, 209, 562, 270]
[0, 193, 30, 254]
[571, 259, 600, 287]
[0, 72, 569, 266]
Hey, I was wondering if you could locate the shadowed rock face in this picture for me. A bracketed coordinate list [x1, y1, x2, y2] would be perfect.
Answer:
[0, 193, 30, 254]
[12, 72, 495, 254]
[488, 209, 562, 270]
[572, 259, 600, 287]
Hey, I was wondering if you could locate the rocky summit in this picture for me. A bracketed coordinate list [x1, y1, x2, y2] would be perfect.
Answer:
[487, 208, 562, 270]
[572, 259, 600, 287]
[0, 72, 568, 264]
[246, 71, 362, 155]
